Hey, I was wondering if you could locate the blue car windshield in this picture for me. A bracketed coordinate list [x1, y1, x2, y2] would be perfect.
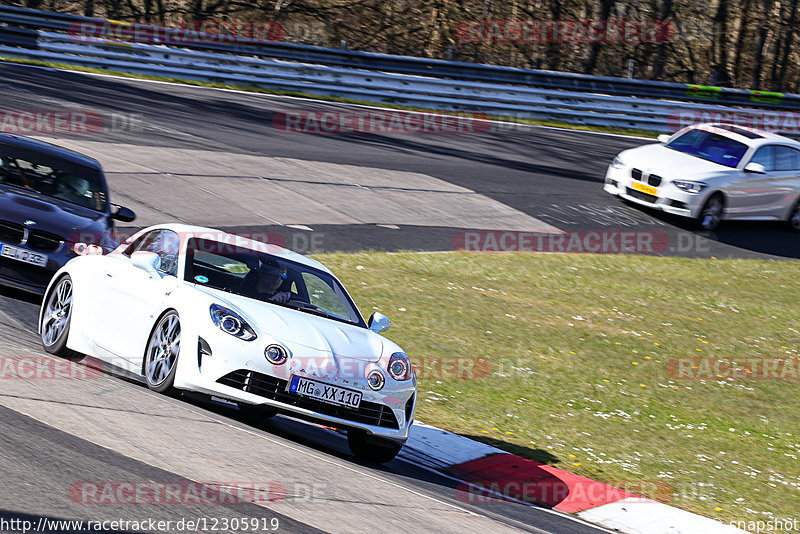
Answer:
[0, 148, 107, 211]
[666, 129, 748, 168]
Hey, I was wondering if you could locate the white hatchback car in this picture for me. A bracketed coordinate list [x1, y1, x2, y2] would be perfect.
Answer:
[604, 123, 800, 231]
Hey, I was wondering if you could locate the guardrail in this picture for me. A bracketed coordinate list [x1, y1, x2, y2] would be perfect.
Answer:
[0, 6, 799, 133]
[1, 4, 798, 110]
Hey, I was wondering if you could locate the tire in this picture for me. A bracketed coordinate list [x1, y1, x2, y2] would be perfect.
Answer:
[347, 429, 404, 464]
[237, 403, 277, 420]
[787, 200, 800, 232]
[697, 194, 724, 231]
[144, 310, 181, 393]
[41, 275, 81, 359]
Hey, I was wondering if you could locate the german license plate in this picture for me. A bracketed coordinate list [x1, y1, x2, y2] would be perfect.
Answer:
[0, 243, 48, 267]
[289, 376, 362, 409]
[631, 181, 657, 196]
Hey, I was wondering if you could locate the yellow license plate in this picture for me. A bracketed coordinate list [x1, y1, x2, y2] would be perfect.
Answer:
[631, 182, 657, 196]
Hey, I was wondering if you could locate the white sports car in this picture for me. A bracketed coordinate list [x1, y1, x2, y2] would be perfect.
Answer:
[39, 224, 417, 463]
[604, 123, 800, 231]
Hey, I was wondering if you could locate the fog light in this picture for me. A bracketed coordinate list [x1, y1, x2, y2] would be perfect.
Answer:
[265, 344, 288, 365]
[368, 370, 385, 391]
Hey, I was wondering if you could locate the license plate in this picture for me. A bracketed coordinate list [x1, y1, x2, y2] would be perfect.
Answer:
[289, 376, 362, 409]
[0, 243, 48, 267]
[631, 181, 658, 196]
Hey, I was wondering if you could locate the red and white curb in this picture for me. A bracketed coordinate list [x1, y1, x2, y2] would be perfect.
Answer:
[400, 422, 746, 534]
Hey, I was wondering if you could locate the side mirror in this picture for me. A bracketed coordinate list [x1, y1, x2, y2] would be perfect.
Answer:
[657, 134, 671, 144]
[131, 251, 160, 276]
[368, 312, 391, 334]
[111, 205, 137, 222]
[744, 162, 766, 174]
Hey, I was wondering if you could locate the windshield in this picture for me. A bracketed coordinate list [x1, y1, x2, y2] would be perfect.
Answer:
[184, 238, 365, 327]
[0, 147, 107, 211]
[666, 129, 749, 168]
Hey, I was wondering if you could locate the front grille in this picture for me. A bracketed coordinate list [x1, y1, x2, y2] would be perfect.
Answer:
[631, 168, 643, 181]
[218, 370, 400, 429]
[626, 187, 658, 204]
[27, 230, 63, 253]
[648, 174, 663, 187]
[0, 220, 24, 245]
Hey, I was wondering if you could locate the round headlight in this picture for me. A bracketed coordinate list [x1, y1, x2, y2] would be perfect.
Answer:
[388, 352, 413, 381]
[220, 315, 242, 335]
[367, 370, 385, 391]
[265, 344, 288, 365]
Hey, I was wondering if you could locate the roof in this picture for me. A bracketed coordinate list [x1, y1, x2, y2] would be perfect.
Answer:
[0, 133, 103, 170]
[146, 223, 333, 275]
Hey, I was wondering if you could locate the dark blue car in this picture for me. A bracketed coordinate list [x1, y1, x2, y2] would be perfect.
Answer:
[0, 133, 136, 294]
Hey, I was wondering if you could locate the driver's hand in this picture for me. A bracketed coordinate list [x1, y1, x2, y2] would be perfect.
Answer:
[271, 291, 291, 304]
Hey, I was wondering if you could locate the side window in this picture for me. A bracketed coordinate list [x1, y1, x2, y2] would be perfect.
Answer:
[124, 230, 180, 276]
[750, 146, 775, 171]
[150, 230, 180, 276]
[775, 146, 800, 171]
[123, 230, 160, 257]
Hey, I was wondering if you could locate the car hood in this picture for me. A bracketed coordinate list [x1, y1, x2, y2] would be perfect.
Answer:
[0, 185, 109, 239]
[195, 285, 384, 363]
[619, 144, 732, 181]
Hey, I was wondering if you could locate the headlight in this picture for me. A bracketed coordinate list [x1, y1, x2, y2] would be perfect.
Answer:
[609, 156, 625, 169]
[388, 352, 413, 381]
[673, 181, 708, 194]
[209, 304, 257, 341]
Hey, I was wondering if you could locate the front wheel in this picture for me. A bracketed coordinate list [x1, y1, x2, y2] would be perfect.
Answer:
[144, 311, 181, 393]
[41, 275, 80, 359]
[697, 194, 724, 231]
[348, 430, 404, 464]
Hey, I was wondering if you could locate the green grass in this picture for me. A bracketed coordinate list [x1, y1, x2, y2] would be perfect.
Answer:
[313, 251, 800, 529]
[0, 55, 660, 139]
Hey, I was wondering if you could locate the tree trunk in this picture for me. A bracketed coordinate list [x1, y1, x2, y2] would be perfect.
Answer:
[776, 0, 799, 90]
[584, 0, 617, 74]
[732, 0, 753, 86]
[750, 0, 773, 89]
[651, 0, 673, 79]
[712, 0, 732, 86]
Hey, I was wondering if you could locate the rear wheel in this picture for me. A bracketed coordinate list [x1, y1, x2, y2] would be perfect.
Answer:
[697, 194, 724, 231]
[348, 429, 404, 464]
[41, 275, 80, 359]
[144, 311, 181, 393]
[788, 201, 800, 232]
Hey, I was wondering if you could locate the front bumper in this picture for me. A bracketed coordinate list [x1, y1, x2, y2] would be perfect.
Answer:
[604, 165, 705, 219]
[0, 252, 70, 294]
[174, 327, 416, 443]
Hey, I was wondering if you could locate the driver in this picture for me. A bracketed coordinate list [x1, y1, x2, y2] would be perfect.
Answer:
[242, 257, 292, 304]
